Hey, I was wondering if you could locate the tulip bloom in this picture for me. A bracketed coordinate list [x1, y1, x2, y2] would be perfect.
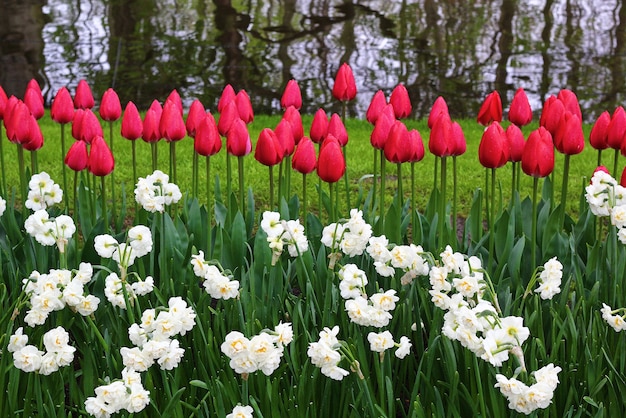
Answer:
[281, 79, 302, 110]
[589, 111, 610, 151]
[142, 109, 161, 143]
[557, 89, 582, 121]
[186, 99, 206, 138]
[121, 102, 143, 140]
[6, 100, 32, 144]
[429, 113, 455, 157]
[521, 127, 554, 178]
[384, 120, 411, 163]
[160, 100, 187, 142]
[74, 79, 95, 109]
[194, 113, 222, 157]
[506, 124, 526, 162]
[166, 89, 183, 115]
[217, 100, 238, 136]
[275, 118, 295, 157]
[217, 84, 236, 113]
[477, 90, 502, 126]
[554, 111, 584, 155]
[389, 84, 412, 119]
[226, 118, 251, 157]
[65, 140, 89, 171]
[332, 63, 357, 102]
[88, 135, 115, 176]
[366, 90, 387, 124]
[99, 88, 122, 121]
[235, 90, 254, 124]
[539, 95, 564, 136]
[309, 108, 329, 144]
[607, 106, 626, 150]
[508, 87, 532, 127]
[451, 121, 467, 157]
[51, 87, 75, 124]
[78, 110, 103, 144]
[255, 128, 283, 167]
[407, 129, 425, 162]
[22, 116, 44, 151]
[292, 137, 317, 174]
[317, 135, 345, 183]
[0, 85, 8, 120]
[478, 121, 509, 169]
[428, 96, 450, 129]
[327, 113, 348, 146]
[370, 105, 395, 150]
[24, 82, 44, 120]
[283, 106, 304, 145]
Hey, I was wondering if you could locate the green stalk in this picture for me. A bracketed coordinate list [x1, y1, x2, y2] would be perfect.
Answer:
[269, 165, 274, 210]
[396, 162, 403, 208]
[16, 144, 26, 205]
[73, 170, 79, 257]
[302, 173, 307, 224]
[380, 149, 386, 233]
[596, 149, 602, 169]
[170, 140, 177, 185]
[531, 176, 539, 270]
[278, 160, 284, 203]
[439, 156, 447, 251]
[318, 143, 322, 219]
[372, 148, 378, 221]
[108, 122, 117, 229]
[132, 140, 138, 215]
[206, 156, 212, 256]
[343, 143, 350, 211]
[238, 155, 245, 215]
[489, 167, 496, 271]
[226, 152, 232, 202]
[151, 142, 157, 172]
[285, 154, 292, 200]
[511, 161, 517, 198]
[101, 176, 107, 231]
[192, 149, 199, 197]
[613, 149, 619, 181]
[560, 154, 571, 228]
[30, 150, 38, 174]
[411, 161, 416, 244]
[89, 172, 96, 223]
[0, 124, 5, 194]
[60, 124, 67, 201]
[329, 181, 335, 222]
[453, 155, 458, 249]
[433, 155, 439, 191]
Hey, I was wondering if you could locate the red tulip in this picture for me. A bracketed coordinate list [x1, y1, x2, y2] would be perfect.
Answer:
[88, 135, 115, 176]
[51, 87, 75, 124]
[309, 108, 329, 144]
[148, 100, 163, 120]
[166, 89, 183, 115]
[74, 80, 95, 109]
[621, 166, 626, 187]
[99, 88, 122, 121]
[0, 85, 8, 120]
[429, 112, 455, 157]
[23, 116, 44, 151]
[594, 165, 610, 176]
[607, 106, 626, 150]
[478, 121, 509, 169]
[332, 63, 357, 102]
[370, 105, 395, 150]
[539, 95, 564, 136]
[384, 120, 411, 163]
[389, 84, 412, 119]
[327, 113, 348, 146]
[557, 89, 582, 121]
[217, 84, 236, 113]
[142, 109, 161, 143]
[79, 109, 103, 143]
[235, 89, 254, 124]
[24, 83, 44, 119]
[65, 139, 88, 171]
[194, 113, 222, 157]
[71, 109, 85, 141]
[317, 135, 345, 183]
[283, 106, 304, 144]
[428, 96, 450, 129]
[226, 118, 251, 156]
[275, 118, 295, 157]
[506, 124, 525, 162]
[121, 102, 143, 140]
[407, 129, 425, 162]
[255, 128, 283, 166]
[477, 91, 503, 126]
[589, 111, 610, 151]
[451, 121, 467, 157]
[281, 79, 302, 110]
[3, 96, 19, 132]
[217, 101, 238, 136]
[508, 87, 532, 127]
[160, 99, 186, 142]
[554, 111, 584, 155]
[521, 127, 554, 178]
[6, 100, 31, 144]
[185, 99, 206, 137]
[366, 90, 387, 124]
[292, 137, 317, 174]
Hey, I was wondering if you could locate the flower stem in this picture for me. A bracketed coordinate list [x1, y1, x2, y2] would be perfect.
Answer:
[151, 142, 157, 172]
[560, 154, 571, 229]
[329, 181, 335, 222]
[489, 167, 496, 271]
[302, 173, 307, 225]
[439, 156, 448, 251]
[411, 161, 416, 244]
[343, 143, 350, 211]
[60, 124, 67, 203]
[206, 156, 212, 256]
[108, 122, 117, 230]
[226, 152, 232, 203]
[132, 140, 138, 215]
[531, 176, 539, 270]
[170, 141, 177, 185]
[453, 155, 458, 249]
[380, 150, 386, 233]
[613, 149, 619, 178]
[101, 176, 108, 231]
[192, 149, 198, 197]
[597, 149, 602, 167]
[269, 165, 274, 210]
[0, 124, 5, 194]
[238, 156, 245, 215]
[396, 162, 403, 208]
[372, 148, 378, 222]
[16, 144, 26, 205]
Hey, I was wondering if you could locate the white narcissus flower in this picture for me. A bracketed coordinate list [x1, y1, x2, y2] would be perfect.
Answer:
[260, 211, 283, 238]
[94, 234, 118, 258]
[366, 235, 391, 262]
[395, 336, 412, 359]
[221, 331, 250, 358]
[367, 331, 395, 353]
[370, 289, 399, 312]
[601, 303, 626, 332]
[128, 225, 152, 257]
[13, 345, 44, 372]
[7, 327, 28, 353]
[190, 251, 209, 277]
[0, 195, 6, 217]
[274, 322, 293, 347]
[227, 405, 254, 418]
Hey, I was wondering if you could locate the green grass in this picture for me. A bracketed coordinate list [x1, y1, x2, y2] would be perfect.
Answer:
[0, 113, 607, 218]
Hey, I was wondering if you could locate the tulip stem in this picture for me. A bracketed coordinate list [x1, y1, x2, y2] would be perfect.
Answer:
[100, 176, 107, 231]
[16, 144, 26, 205]
[60, 124, 68, 205]
[73, 170, 79, 256]
[411, 161, 416, 244]
[0, 124, 5, 194]
[269, 165, 274, 210]
[511, 161, 517, 198]
[206, 156, 212, 256]
[372, 148, 378, 221]
[226, 153, 232, 203]
[613, 149, 619, 181]
[439, 156, 447, 251]
[453, 155, 458, 249]
[531, 176, 539, 270]
[433, 154, 439, 191]
[396, 162, 403, 209]
[238, 156, 245, 215]
[170, 141, 177, 185]
[380, 149, 386, 234]
[277, 160, 283, 204]
[329, 181, 335, 222]
[30, 150, 38, 175]
[151, 142, 157, 172]
[108, 122, 117, 230]
[343, 144, 350, 212]
[285, 155, 292, 200]
[302, 173, 307, 225]
[596, 149, 602, 168]
[489, 167, 496, 271]
[192, 149, 198, 197]
[560, 154, 571, 228]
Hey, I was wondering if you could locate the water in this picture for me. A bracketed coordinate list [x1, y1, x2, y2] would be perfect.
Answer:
[1, 0, 625, 121]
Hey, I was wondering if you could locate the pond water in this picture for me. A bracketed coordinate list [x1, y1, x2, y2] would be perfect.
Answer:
[1, 0, 625, 121]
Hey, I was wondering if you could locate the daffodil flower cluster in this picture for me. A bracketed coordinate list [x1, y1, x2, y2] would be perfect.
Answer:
[367, 331, 412, 360]
[191, 251, 240, 299]
[307, 326, 351, 380]
[85, 368, 150, 417]
[221, 322, 293, 377]
[24, 172, 63, 211]
[121, 297, 196, 371]
[21, 263, 100, 327]
[260, 211, 308, 265]
[134, 169, 182, 212]
[8, 326, 76, 375]
[24, 210, 75, 253]
[600, 303, 626, 331]
[585, 169, 626, 243]
[321, 209, 372, 268]
[365, 235, 430, 283]
[534, 257, 563, 300]
[495, 364, 562, 415]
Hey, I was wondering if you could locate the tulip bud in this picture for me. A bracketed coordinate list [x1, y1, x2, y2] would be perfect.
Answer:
[255, 128, 283, 166]
[557, 89, 582, 121]
[521, 127, 554, 178]
[389, 84, 412, 119]
[88, 135, 115, 176]
[79, 109, 103, 144]
[332, 63, 357, 102]
[317, 135, 345, 183]
[506, 124, 525, 162]
[478, 121, 509, 169]
[217, 84, 236, 113]
[217, 101, 238, 136]
[428, 96, 450, 129]
[74, 79, 95, 109]
[539, 95, 564, 136]
[0, 85, 8, 120]
[275, 118, 295, 157]
[186, 99, 206, 138]
[451, 121, 467, 157]
[554, 111, 584, 155]
[142, 109, 161, 143]
[608, 106, 626, 150]
[429, 112, 455, 157]
[384, 120, 411, 163]
[226, 118, 251, 157]
[99, 88, 122, 121]
[236, 89, 254, 124]
[292, 137, 317, 174]
[284, 106, 304, 145]
[366, 90, 387, 125]
[327, 113, 348, 146]
[370, 105, 395, 150]
[65, 139, 88, 171]
[121, 101, 143, 140]
[22, 115, 44, 151]
[281, 79, 302, 110]
[51, 87, 75, 124]
[24, 82, 44, 120]
[407, 129, 425, 163]
[589, 111, 610, 151]
[477, 91, 502, 126]
[160, 99, 187, 142]
[508, 87, 532, 127]
[310, 108, 329, 144]
[6, 100, 31, 144]
[194, 113, 222, 157]
[166, 89, 183, 115]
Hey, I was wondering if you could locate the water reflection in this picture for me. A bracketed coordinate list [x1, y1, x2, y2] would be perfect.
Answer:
[1, 0, 625, 120]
